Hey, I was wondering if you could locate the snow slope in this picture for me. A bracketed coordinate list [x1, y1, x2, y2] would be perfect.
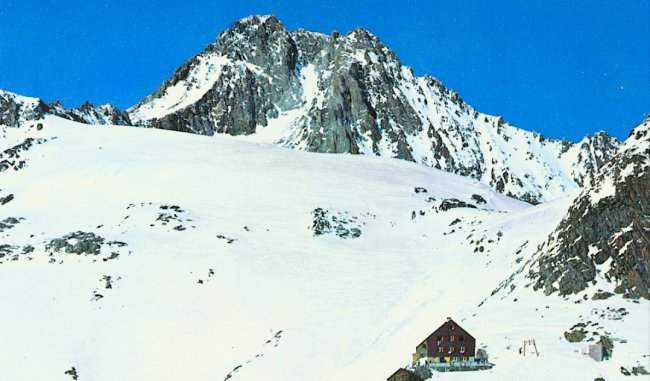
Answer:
[0, 117, 646, 381]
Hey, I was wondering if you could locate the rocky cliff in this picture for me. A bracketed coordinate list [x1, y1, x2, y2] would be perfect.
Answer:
[528, 115, 650, 299]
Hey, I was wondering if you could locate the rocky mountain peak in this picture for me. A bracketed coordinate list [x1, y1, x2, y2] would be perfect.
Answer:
[231, 14, 281, 29]
[124, 15, 622, 203]
[79, 100, 95, 112]
[568, 130, 622, 187]
[344, 26, 383, 48]
[212, 15, 296, 70]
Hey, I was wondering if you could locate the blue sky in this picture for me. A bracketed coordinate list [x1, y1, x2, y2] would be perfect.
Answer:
[0, 0, 647, 141]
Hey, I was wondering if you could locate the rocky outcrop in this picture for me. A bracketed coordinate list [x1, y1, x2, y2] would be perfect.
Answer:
[528, 116, 650, 299]
[0, 90, 49, 126]
[569, 132, 621, 188]
[0, 138, 48, 173]
[128, 15, 621, 204]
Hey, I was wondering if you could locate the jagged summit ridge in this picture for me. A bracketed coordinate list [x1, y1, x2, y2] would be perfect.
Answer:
[127, 15, 620, 204]
[0, 89, 131, 126]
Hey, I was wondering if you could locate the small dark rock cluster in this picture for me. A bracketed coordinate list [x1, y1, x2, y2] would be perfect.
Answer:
[153, 204, 195, 231]
[216, 235, 237, 244]
[439, 198, 477, 211]
[0, 138, 47, 173]
[64, 367, 78, 380]
[0, 216, 22, 232]
[46, 231, 107, 255]
[591, 291, 614, 300]
[311, 208, 362, 239]
[45, 231, 127, 260]
[0, 193, 14, 205]
[620, 366, 649, 376]
[563, 327, 587, 342]
[0, 243, 36, 263]
[471, 194, 487, 204]
[0, 244, 17, 259]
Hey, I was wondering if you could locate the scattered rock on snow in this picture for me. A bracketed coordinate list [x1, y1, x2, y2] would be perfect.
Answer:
[311, 208, 363, 239]
[439, 198, 477, 211]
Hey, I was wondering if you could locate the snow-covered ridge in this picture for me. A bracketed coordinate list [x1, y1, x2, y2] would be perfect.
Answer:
[128, 54, 232, 122]
[0, 89, 41, 106]
[0, 89, 131, 127]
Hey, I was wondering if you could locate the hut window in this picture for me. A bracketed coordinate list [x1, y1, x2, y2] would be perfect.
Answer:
[461, 346, 466, 353]
[450, 336, 455, 342]
[437, 335, 442, 341]
[448, 347, 454, 353]
[438, 346, 443, 353]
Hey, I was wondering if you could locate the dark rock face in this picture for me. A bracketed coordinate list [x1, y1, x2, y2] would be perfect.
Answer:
[0, 91, 49, 126]
[134, 16, 302, 136]
[570, 131, 622, 188]
[128, 15, 620, 203]
[528, 117, 650, 299]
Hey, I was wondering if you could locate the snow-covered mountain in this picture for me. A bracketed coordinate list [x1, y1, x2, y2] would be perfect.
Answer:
[128, 15, 620, 204]
[1, 14, 647, 381]
[0, 115, 647, 381]
[0, 89, 131, 127]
